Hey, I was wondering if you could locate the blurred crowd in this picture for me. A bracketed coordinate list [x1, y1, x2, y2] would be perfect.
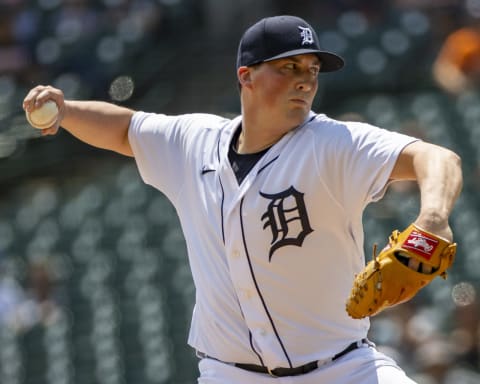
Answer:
[369, 281, 480, 383]
[0, 0, 167, 98]
[0, 255, 63, 333]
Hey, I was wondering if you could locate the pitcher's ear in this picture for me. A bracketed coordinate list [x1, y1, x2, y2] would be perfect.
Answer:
[237, 66, 252, 88]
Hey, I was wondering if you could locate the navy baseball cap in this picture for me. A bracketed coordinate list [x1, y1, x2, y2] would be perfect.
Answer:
[237, 15, 344, 72]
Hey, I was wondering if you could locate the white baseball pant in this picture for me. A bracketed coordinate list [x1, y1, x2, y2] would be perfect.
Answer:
[197, 345, 418, 384]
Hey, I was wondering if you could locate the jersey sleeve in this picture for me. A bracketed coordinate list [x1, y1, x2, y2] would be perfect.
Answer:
[128, 112, 196, 202]
[319, 119, 419, 213]
[128, 112, 181, 200]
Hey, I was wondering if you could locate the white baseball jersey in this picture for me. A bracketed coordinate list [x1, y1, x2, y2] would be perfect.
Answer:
[128, 111, 418, 369]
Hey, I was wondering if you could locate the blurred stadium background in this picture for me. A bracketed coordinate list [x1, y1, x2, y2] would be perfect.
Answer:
[0, 0, 480, 383]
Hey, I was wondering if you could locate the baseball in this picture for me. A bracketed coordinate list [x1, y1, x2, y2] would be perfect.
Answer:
[26, 100, 59, 129]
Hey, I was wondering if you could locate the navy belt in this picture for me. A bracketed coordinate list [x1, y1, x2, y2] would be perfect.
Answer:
[198, 338, 368, 378]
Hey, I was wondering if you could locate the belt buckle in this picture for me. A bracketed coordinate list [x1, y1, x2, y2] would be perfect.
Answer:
[267, 367, 278, 378]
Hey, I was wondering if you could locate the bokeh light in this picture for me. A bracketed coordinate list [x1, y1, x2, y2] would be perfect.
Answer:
[452, 282, 476, 307]
[109, 76, 135, 102]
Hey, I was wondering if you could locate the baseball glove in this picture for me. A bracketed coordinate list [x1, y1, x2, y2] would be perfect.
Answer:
[346, 224, 457, 319]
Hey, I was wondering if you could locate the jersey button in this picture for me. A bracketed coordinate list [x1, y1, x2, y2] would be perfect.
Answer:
[232, 250, 240, 258]
[240, 289, 253, 299]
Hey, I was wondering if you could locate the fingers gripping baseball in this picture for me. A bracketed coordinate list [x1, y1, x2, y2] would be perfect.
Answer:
[345, 224, 457, 319]
[23, 85, 65, 135]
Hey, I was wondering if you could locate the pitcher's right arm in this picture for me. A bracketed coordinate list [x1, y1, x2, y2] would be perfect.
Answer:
[23, 85, 135, 157]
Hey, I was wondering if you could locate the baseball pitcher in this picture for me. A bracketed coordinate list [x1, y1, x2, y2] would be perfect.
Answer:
[23, 15, 462, 384]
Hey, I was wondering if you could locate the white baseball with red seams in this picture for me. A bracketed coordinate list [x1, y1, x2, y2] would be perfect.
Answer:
[128, 110, 419, 383]
[26, 100, 59, 129]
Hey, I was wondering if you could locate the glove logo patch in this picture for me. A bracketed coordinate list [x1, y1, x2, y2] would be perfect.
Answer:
[402, 230, 438, 260]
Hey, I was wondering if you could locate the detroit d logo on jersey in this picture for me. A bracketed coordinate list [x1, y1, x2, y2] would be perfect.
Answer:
[260, 186, 313, 261]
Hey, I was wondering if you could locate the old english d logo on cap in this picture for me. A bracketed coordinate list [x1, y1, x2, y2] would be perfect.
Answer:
[236, 15, 344, 72]
[298, 26, 314, 45]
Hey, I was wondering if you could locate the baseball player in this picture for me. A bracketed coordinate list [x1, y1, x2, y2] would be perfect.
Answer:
[23, 15, 462, 384]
